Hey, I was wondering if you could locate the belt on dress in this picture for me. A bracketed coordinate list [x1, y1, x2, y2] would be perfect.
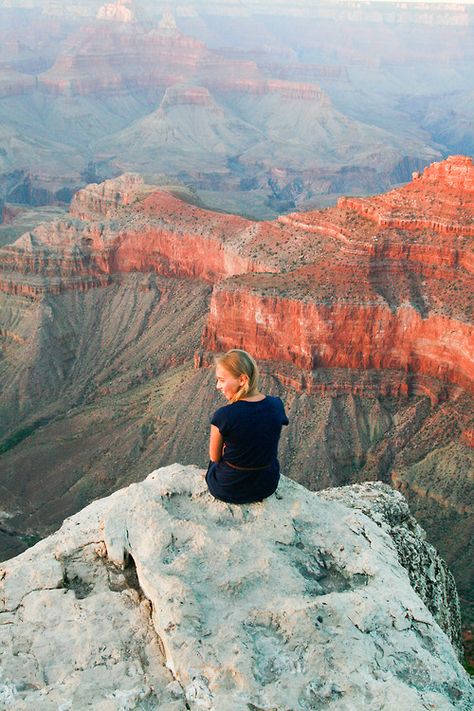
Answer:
[223, 460, 272, 471]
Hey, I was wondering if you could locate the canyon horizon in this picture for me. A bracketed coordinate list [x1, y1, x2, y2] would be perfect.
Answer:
[0, 0, 473, 675]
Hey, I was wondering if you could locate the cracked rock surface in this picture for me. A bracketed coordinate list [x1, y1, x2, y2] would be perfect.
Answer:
[318, 481, 464, 657]
[1, 464, 473, 710]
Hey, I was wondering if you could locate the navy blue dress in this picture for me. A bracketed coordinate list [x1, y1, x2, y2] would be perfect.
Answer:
[206, 396, 289, 504]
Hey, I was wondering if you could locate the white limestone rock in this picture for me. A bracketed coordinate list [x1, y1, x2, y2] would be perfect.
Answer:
[318, 481, 464, 656]
[1, 464, 472, 710]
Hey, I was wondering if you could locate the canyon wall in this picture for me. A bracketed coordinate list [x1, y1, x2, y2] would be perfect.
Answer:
[203, 286, 473, 393]
[0, 176, 277, 298]
[200, 155, 473, 394]
[1, 156, 472, 393]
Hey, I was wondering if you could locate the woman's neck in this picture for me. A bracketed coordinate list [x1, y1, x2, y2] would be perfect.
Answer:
[239, 392, 265, 402]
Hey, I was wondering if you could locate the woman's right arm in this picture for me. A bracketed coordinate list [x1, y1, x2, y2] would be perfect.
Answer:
[209, 424, 224, 462]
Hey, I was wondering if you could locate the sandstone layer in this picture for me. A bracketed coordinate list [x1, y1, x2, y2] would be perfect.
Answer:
[1, 465, 472, 710]
[201, 155, 473, 394]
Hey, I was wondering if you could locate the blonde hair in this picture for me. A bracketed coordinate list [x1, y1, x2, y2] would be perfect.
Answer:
[215, 349, 260, 404]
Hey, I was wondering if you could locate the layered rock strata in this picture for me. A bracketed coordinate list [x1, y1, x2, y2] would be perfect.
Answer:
[0, 465, 472, 710]
[37, 23, 209, 96]
[203, 279, 473, 393]
[0, 174, 274, 298]
[340, 156, 474, 237]
[201, 155, 473, 394]
[1, 157, 472, 391]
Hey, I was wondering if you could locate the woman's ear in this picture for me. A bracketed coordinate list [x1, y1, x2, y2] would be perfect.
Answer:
[239, 373, 249, 387]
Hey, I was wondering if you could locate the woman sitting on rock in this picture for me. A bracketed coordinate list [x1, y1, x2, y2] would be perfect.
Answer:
[206, 349, 289, 504]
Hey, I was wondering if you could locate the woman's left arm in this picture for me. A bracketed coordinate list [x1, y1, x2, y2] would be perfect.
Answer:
[209, 424, 224, 462]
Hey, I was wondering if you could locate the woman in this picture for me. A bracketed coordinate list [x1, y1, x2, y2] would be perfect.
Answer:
[206, 349, 289, 504]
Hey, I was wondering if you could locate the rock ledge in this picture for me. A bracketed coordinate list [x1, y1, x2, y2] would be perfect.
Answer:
[1, 465, 472, 710]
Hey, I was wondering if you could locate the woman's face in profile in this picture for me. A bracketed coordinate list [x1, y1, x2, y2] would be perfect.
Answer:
[215, 363, 243, 401]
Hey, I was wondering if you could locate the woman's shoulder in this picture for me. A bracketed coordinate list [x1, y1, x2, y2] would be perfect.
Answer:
[236, 395, 285, 409]
[211, 403, 229, 420]
[263, 395, 289, 423]
[263, 395, 285, 408]
[242, 395, 287, 418]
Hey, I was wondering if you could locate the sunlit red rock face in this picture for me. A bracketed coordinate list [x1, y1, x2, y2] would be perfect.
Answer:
[340, 156, 474, 237]
[203, 282, 473, 394]
[0, 174, 276, 297]
[202, 155, 474, 394]
[1, 157, 472, 395]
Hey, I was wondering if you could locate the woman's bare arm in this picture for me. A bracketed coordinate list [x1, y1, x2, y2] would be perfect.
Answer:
[209, 424, 224, 462]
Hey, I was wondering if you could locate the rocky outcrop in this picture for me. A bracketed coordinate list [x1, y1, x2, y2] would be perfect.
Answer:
[158, 8, 180, 38]
[97, 0, 134, 23]
[339, 156, 474, 237]
[318, 481, 463, 654]
[69, 172, 147, 219]
[0, 465, 472, 710]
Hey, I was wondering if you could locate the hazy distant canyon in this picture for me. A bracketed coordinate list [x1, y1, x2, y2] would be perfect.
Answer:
[0, 0, 473, 218]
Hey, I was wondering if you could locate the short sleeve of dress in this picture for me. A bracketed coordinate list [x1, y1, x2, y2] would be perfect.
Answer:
[211, 405, 230, 436]
[276, 397, 289, 426]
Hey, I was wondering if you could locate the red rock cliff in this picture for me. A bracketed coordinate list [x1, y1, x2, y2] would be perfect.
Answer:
[0, 175, 277, 297]
[199, 156, 473, 393]
[0, 157, 472, 393]
[339, 156, 474, 237]
[203, 273, 473, 394]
